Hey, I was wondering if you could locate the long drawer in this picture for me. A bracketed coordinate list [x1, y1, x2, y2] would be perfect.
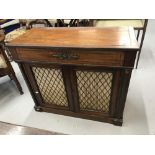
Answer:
[14, 48, 124, 66]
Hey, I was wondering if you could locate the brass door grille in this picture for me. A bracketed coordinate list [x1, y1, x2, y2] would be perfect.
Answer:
[32, 66, 68, 107]
[76, 70, 113, 113]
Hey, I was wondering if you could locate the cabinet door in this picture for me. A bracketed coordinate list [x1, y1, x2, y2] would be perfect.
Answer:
[71, 66, 120, 117]
[23, 63, 73, 111]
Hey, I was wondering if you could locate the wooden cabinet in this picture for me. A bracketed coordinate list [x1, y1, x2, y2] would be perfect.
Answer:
[7, 27, 139, 126]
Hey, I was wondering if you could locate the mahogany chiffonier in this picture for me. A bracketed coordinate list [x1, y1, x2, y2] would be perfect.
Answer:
[7, 27, 139, 126]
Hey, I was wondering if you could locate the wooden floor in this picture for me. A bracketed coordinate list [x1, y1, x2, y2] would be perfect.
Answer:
[0, 121, 63, 135]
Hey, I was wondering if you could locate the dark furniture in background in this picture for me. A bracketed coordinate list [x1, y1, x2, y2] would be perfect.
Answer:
[56, 19, 90, 27]
[7, 27, 139, 126]
[0, 19, 21, 34]
[0, 32, 23, 94]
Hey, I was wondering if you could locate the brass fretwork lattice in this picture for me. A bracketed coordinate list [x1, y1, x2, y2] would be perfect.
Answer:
[32, 66, 68, 107]
[76, 70, 113, 113]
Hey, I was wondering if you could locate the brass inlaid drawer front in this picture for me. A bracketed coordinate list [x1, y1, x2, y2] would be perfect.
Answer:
[76, 70, 113, 113]
[32, 66, 68, 107]
[16, 48, 124, 67]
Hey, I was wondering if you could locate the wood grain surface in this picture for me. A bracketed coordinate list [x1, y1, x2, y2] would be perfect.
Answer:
[7, 27, 139, 50]
[15, 48, 124, 66]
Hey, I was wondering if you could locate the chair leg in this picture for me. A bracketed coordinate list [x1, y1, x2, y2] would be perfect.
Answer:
[135, 20, 148, 69]
[8, 74, 13, 80]
[5, 47, 13, 62]
[9, 73, 24, 95]
[136, 29, 140, 40]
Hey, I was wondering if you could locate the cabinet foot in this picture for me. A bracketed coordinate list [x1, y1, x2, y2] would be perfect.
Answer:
[112, 118, 123, 126]
[34, 106, 43, 112]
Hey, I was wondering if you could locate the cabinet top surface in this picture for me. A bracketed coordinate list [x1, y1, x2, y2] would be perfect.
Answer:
[7, 27, 139, 50]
